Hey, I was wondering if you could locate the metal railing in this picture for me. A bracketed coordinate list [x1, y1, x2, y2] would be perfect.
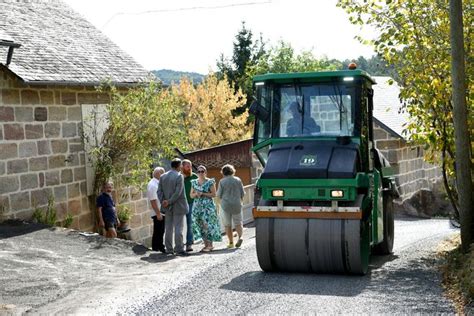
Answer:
[241, 184, 255, 225]
[214, 184, 255, 231]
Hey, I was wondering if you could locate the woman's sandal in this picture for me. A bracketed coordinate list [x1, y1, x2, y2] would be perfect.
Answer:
[201, 246, 214, 252]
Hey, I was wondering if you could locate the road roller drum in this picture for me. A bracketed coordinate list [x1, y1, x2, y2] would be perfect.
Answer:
[256, 218, 370, 274]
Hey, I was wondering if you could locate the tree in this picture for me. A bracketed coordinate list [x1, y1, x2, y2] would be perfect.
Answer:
[449, 0, 473, 251]
[84, 82, 185, 194]
[233, 22, 254, 79]
[338, 0, 473, 246]
[217, 21, 267, 113]
[244, 41, 342, 96]
[170, 73, 251, 151]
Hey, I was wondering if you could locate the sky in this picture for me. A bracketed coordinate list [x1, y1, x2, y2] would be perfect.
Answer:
[64, 0, 376, 74]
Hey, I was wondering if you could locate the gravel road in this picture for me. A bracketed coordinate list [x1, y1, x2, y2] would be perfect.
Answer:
[126, 217, 458, 315]
[0, 218, 458, 314]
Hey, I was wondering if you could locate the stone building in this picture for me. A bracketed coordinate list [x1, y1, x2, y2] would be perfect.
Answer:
[372, 77, 445, 213]
[0, 0, 156, 242]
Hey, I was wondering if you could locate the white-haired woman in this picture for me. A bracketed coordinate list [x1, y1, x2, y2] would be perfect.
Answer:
[217, 164, 245, 248]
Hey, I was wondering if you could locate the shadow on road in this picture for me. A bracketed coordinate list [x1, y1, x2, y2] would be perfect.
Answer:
[141, 253, 178, 263]
[140, 247, 241, 263]
[132, 244, 149, 255]
[0, 220, 50, 239]
[220, 253, 452, 313]
[220, 270, 369, 296]
[370, 253, 399, 269]
[219, 254, 406, 298]
[207, 248, 239, 255]
[394, 215, 433, 222]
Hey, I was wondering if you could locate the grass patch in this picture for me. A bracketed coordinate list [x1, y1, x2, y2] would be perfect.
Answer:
[63, 213, 73, 228]
[438, 233, 474, 314]
[32, 195, 57, 226]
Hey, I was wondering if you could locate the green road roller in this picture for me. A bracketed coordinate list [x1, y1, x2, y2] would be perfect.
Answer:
[249, 67, 399, 275]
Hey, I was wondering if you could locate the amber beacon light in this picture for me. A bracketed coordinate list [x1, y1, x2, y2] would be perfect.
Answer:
[348, 62, 357, 70]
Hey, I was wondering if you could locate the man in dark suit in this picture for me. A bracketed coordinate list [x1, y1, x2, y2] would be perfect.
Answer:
[158, 158, 189, 255]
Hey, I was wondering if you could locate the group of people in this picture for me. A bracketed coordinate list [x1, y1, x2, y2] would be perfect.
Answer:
[96, 158, 246, 256]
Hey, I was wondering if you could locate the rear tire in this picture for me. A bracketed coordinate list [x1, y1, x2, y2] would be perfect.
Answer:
[255, 199, 275, 272]
[373, 194, 394, 255]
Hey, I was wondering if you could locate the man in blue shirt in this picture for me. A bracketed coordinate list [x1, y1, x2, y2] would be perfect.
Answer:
[96, 182, 119, 238]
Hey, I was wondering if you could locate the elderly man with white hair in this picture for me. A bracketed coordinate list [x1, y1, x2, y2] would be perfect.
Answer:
[147, 166, 166, 252]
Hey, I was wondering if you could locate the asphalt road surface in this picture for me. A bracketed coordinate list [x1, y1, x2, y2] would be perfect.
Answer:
[125, 217, 457, 315]
[0, 217, 458, 314]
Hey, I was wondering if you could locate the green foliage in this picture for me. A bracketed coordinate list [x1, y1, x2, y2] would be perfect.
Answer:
[233, 22, 254, 76]
[217, 21, 267, 114]
[85, 81, 186, 194]
[339, 55, 397, 77]
[152, 69, 204, 86]
[44, 196, 57, 226]
[244, 41, 342, 109]
[247, 40, 340, 75]
[83, 76, 252, 199]
[117, 205, 132, 222]
[217, 22, 398, 118]
[337, 0, 474, 215]
[63, 213, 73, 228]
[32, 207, 43, 224]
[32, 196, 57, 226]
[0, 202, 5, 222]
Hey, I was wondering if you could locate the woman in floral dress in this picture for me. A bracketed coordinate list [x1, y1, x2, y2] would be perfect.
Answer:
[190, 165, 222, 252]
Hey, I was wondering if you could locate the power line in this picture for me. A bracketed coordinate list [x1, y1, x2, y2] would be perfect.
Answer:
[102, 1, 273, 29]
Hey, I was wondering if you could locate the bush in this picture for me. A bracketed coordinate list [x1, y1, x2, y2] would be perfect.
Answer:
[117, 205, 132, 222]
[63, 213, 73, 228]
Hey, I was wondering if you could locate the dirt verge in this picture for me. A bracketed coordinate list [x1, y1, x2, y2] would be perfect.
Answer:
[437, 233, 474, 314]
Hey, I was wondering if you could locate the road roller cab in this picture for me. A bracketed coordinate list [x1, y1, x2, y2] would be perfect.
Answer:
[250, 68, 398, 274]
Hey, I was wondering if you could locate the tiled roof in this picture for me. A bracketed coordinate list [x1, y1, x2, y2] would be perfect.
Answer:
[372, 76, 409, 139]
[0, 0, 151, 86]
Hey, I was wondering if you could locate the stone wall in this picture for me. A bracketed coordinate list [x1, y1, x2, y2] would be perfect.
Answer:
[113, 187, 153, 245]
[373, 122, 442, 201]
[0, 70, 153, 244]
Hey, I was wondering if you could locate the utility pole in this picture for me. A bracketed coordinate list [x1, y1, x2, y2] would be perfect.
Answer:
[449, 0, 473, 251]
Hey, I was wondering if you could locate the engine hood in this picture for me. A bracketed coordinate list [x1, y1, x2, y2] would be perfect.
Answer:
[260, 140, 360, 179]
